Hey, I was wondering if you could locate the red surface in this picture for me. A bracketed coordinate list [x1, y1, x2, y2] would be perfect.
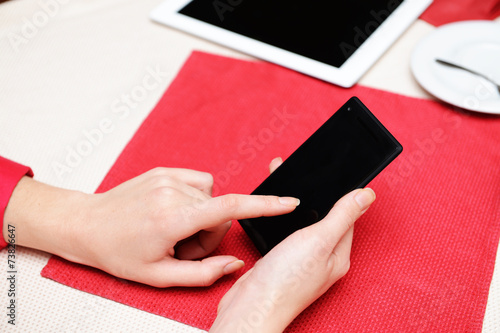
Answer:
[42, 52, 500, 332]
[420, 0, 500, 26]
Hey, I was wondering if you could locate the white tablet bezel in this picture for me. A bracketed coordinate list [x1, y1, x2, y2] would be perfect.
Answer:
[150, 0, 432, 87]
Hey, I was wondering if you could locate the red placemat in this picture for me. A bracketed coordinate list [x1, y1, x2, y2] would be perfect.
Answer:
[42, 51, 500, 332]
[420, 0, 500, 26]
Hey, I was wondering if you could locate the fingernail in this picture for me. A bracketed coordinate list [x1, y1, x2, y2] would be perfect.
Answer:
[354, 188, 376, 210]
[224, 260, 245, 275]
[279, 197, 300, 206]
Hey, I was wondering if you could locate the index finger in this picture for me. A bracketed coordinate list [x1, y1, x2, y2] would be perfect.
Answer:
[182, 194, 300, 235]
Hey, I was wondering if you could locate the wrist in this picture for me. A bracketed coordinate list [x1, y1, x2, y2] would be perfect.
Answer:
[3, 177, 90, 260]
[210, 279, 296, 333]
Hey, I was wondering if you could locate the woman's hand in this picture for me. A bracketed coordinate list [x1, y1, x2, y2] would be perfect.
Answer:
[3, 167, 299, 287]
[210, 158, 376, 333]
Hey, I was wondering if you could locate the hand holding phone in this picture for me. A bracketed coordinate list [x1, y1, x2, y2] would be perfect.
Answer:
[239, 97, 402, 255]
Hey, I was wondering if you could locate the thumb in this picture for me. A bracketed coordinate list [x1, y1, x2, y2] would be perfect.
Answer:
[308, 188, 375, 249]
[145, 256, 245, 288]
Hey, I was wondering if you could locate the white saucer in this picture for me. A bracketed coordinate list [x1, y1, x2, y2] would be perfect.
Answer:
[411, 21, 500, 114]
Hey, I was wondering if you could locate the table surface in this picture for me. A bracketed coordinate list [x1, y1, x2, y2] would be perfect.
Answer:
[0, 0, 499, 331]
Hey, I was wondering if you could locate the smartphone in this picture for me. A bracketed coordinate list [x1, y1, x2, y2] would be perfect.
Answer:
[238, 97, 402, 255]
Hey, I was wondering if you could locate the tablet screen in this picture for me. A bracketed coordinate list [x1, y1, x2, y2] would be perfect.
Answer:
[179, 0, 404, 68]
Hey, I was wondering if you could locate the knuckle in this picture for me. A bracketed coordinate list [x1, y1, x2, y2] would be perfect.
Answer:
[342, 210, 357, 231]
[200, 172, 214, 186]
[335, 199, 359, 230]
[152, 175, 175, 188]
[148, 167, 168, 177]
[262, 196, 276, 210]
[154, 186, 177, 198]
[338, 259, 351, 278]
[191, 197, 210, 212]
[199, 267, 218, 287]
[147, 186, 178, 211]
[217, 194, 240, 212]
[200, 191, 212, 201]
[330, 254, 351, 279]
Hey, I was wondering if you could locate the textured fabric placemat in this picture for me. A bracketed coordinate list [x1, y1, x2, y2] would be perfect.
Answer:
[42, 51, 500, 332]
[420, 0, 500, 26]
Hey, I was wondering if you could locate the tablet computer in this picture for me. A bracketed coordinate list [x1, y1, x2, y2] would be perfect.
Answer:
[150, 0, 432, 87]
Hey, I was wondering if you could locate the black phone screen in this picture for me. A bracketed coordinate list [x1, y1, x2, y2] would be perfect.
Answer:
[239, 97, 402, 255]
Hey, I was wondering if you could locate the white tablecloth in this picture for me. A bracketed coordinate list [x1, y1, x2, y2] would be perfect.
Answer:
[0, 1, 498, 331]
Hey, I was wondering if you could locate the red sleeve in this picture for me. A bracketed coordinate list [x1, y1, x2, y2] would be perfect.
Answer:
[0, 156, 33, 249]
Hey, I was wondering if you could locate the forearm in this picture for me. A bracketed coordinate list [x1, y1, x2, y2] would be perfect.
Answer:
[210, 303, 293, 333]
[3, 176, 89, 261]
